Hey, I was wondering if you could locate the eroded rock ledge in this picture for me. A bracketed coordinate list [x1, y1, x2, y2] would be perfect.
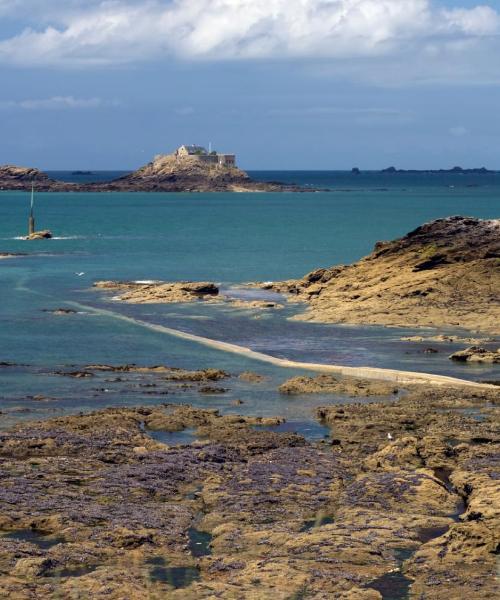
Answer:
[260, 216, 500, 334]
[0, 382, 498, 599]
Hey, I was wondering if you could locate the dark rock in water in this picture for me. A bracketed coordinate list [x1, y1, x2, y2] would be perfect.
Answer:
[199, 386, 227, 394]
[52, 370, 95, 378]
[42, 308, 77, 315]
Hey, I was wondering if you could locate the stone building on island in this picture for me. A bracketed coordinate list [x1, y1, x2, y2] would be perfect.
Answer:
[175, 145, 236, 167]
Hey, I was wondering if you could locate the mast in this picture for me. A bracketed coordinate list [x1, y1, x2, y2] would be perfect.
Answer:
[28, 182, 35, 236]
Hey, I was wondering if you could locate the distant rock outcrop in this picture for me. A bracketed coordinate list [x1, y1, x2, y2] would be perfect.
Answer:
[381, 166, 496, 174]
[262, 216, 500, 334]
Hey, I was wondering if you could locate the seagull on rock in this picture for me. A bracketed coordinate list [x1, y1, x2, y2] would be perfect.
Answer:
[387, 433, 393, 441]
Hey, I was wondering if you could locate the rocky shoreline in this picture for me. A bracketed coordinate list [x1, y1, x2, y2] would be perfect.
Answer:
[0, 371, 498, 599]
[259, 217, 500, 335]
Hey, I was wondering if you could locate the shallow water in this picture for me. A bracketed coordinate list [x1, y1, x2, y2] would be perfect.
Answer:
[2, 529, 65, 549]
[188, 528, 213, 558]
[366, 548, 414, 600]
[1, 178, 498, 426]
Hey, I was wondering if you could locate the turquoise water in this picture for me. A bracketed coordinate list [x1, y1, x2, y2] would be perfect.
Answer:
[1, 173, 498, 426]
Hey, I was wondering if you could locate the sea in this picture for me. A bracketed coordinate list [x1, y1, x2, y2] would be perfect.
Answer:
[1, 170, 499, 429]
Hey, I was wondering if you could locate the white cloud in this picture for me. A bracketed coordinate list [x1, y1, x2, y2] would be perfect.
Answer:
[0, 1, 498, 82]
[0, 96, 105, 109]
[443, 6, 500, 36]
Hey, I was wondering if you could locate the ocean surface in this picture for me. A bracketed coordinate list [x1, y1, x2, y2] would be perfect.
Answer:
[1, 171, 499, 427]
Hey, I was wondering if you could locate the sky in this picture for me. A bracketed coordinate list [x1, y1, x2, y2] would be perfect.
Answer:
[0, 0, 499, 170]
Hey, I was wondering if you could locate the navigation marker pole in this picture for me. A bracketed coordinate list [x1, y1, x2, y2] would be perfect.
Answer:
[28, 182, 35, 236]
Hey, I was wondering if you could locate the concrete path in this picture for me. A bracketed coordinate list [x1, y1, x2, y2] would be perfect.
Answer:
[73, 303, 496, 390]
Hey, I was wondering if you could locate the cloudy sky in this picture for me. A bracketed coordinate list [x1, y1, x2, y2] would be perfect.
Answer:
[0, 0, 499, 169]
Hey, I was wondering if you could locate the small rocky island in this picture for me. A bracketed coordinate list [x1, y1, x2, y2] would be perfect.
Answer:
[0, 145, 301, 193]
[261, 216, 500, 334]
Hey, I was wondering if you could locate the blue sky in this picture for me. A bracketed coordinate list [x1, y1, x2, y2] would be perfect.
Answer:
[0, 0, 499, 170]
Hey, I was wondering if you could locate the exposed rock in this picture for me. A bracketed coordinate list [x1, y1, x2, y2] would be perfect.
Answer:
[83, 364, 229, 382]
[261, 217, 500, 334]
[449, 346, 500, 364]
[26, 230, 52, 240]
[0, 252, 26, 260]
[93, 280, 286, 309]
[93, 280, 219, 303]
[0, 165, 52, 187]
[279, 374, 398, 397]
